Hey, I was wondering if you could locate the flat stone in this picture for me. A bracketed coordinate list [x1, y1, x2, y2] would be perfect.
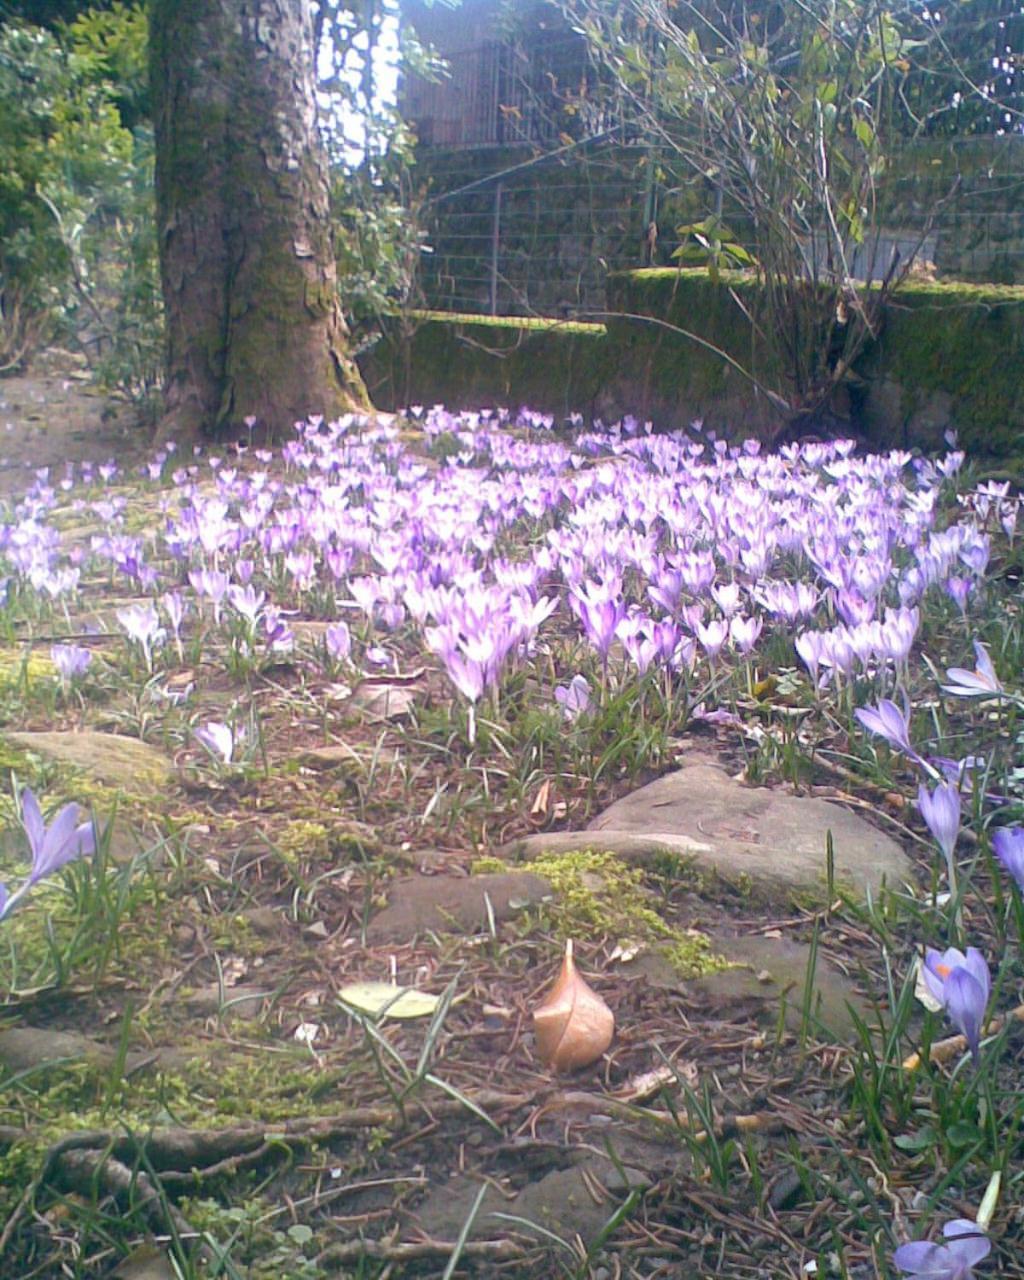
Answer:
[112, 1246, 178, 1280]
[625, 933, 872, 1044]
[365, 872, 553, 944]
[98, 817, 162, 865]
[0, 1026, 156, 1074]
[505, 763, 911, 901]
[5, 730, 172, 795]
[185, 984, 272, 1019]
[0, 816, 146, 864]
[350, 683, 417, 721]
[412, 1160, 649, 1249]
[298, 742, 399, 772]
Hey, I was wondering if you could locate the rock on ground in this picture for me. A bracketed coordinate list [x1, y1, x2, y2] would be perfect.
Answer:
[505, 762, 911, 901]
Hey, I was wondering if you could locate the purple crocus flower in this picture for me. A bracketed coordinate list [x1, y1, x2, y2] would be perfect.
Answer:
[943, 642, 1002, 699]
[554, 675, 591, 721]
[0, 789, 96, 922]
[162, 590, 186, 636]
[227, 583, 266, 626]
[569, 581, 626, 663]
[194, 722, 236, 764]
[992, 826, 1024, 891]
[116, 603, 165, 671]
[50, 643, 92, 683]
[695, 617, 728, 661]
[189, 569, 230, 623]
[325, 622, 352, 662]
[918, 782, 962, 889]
[945, 577, 972, 614]
[855, 699, 919, 761]
[794, 630, 826, 687]
[893, 1219, 990, 1279]
[921, 947, 990, 1064]
[445, 653, 486, 703]
[729, 615, 762, 654]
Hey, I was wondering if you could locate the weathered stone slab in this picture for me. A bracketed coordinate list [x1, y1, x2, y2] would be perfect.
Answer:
[5, 730, 172, 794]
[186, 985, 272, 1020]
[412, 1160, 650, 1250]
[350, 682, 417, 721]
[504, 763, 911, 900]
[0, 1026, 155, 1074]
[626, 933, 872, 1044]
[297, 742, 400, 773]
[366, 871, 553, 944]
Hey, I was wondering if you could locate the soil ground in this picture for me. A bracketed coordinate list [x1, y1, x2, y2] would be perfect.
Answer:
[0, 356, 1016, 1280]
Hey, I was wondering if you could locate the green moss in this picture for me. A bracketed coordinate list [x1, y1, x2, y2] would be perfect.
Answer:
[277, 820, 329, 861]
[409, 309, 605, 335]
[521, 847, 722, 977]
[369, 265, 1024, 452]
[0, 647, 56, 689]
[863, 284, 1024, 454]
[470, 855, 508, 875]
[0, 1043, 354, 1219]
[361, 315, 609, 418]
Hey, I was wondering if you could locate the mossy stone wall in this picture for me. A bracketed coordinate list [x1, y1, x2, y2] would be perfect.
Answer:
[361, 312, 608, 420]
[360, 272, 1024, 455]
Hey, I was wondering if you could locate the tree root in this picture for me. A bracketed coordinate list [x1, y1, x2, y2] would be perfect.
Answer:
[316, 1237, 527, 1267]
[51, 1148, 201, 1247]
[0, 1089, 529, 1260]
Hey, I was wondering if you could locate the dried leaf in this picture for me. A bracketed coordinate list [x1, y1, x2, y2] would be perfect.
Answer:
[613, 1064, 676, 1102]
[533, 939, 614, 1072]
[531, 779, 552, 817]
[338, 981, 440, 1020]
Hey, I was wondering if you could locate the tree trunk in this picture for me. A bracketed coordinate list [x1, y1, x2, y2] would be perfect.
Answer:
[150, 0, 369, 443]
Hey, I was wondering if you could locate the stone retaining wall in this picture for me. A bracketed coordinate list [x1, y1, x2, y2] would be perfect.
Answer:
[360, 272, 1024, 456]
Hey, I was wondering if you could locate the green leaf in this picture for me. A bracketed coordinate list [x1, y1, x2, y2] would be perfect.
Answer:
[946, 1122, 984, 1149]
[854, 118, 875, 149]
[894, 1126, 937, 1152]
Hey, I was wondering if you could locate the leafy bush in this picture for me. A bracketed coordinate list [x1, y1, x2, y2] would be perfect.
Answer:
[0, 5, 161, 408]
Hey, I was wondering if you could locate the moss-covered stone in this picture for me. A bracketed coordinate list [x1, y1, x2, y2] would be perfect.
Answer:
[859, 280, 1024, 454]
[369, 269, 1024, 455]
[361, 314, 608, 419]
[479, 847, 722, 977]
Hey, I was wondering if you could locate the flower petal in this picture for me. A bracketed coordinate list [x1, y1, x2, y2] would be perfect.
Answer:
[20, 788, 46, 858]
[31, 802, 82, 882]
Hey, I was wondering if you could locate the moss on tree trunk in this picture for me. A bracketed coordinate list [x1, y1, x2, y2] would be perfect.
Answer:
[150, 0, 369, 443]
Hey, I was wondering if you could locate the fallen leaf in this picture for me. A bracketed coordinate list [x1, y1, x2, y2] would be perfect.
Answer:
[613, 1064, 676, 1101]
[533, 939, 614, 1072]
[338, 981, 441, 1020]
[531, 779, 552, 817]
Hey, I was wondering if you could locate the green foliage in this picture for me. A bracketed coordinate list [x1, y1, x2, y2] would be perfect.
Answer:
[317, 0, 442, 344]
[329, 124, 428, 347]
[562, 0, 987, 431]
[0, 5, 161, 405]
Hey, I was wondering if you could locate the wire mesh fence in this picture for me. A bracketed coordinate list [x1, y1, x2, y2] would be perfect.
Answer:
[414, 132, 1024, 320]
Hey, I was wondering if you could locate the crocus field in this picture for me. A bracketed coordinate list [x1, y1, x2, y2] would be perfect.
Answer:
[0, 406, 1022, 1279]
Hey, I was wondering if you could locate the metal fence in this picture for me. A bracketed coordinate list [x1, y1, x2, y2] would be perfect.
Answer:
[403, 33, 620, 150]
[415, 134, 1024, 319]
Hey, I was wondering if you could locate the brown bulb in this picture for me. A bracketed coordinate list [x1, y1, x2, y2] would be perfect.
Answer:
[533, 939, 614, 1072]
